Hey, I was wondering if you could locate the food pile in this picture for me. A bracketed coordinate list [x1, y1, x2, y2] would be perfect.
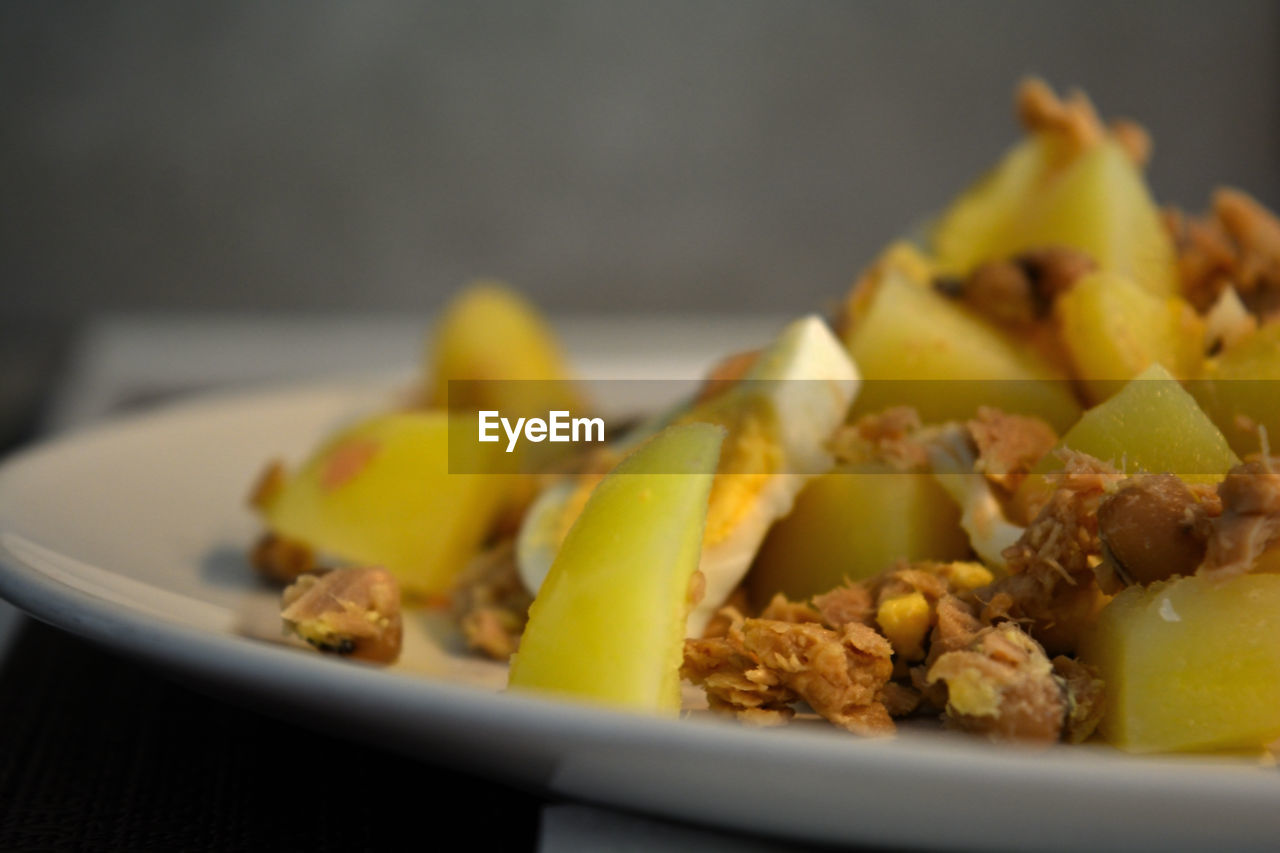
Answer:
[248, 80, 1280, 754]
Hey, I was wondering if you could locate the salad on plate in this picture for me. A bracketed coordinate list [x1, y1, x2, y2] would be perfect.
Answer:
[247, 79, 1280, 756]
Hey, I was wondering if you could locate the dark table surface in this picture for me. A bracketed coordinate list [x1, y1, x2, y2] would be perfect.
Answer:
[0, 619, 545, 851]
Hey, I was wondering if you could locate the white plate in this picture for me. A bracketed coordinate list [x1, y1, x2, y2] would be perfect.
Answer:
[1, 379, 1279, 852]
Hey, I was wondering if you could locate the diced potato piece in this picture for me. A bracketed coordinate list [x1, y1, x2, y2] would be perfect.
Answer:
[934, 135, 1178, 297]
[256, 412, 509, 598]
[1194, 324, 1280, 457]
[839, 241, 936, 332]
[933, 134, 1057, 280]
[508, 423, 723, 713]
[425, 281, 583, 416]
[426, 281, 583, 512]
[1080, 574, 1280, 752]
[842, 268, 1081, 430]
[1019, 140, 1177, 296]
[1056, 271, 1204, 403]
[1030, 364, 1238, 483]
[747, 463, 970, 604]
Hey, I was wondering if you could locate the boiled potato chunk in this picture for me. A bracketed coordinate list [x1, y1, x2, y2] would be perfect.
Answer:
[1080, 574, 1280, 752]
[1014, 364, 1237, 519]
[839, 240, 935, 332]
[1194, 324, 1280, 457]
[508, 423, 723, 713]
[842, 267, 1080, 430]
[933, 133, 1055, 280]
[1044, 361, 1233, 481]
[1035, 364, 1238, 484]
[934, 135, 1178, 297]
[1056, 271, 1203, 404]
[1018, 140, 1178, 296]
[748, 463, 970, 605]
[425, 280, 583, 417]
[257, 412, 508, 598]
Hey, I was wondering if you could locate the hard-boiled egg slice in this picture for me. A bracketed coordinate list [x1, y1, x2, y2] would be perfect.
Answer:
[925, 424, 1024, 571]
[516, 314, 860, 635]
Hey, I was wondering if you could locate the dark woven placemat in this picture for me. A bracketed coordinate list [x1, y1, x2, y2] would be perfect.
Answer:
[0, 619, 543, 852]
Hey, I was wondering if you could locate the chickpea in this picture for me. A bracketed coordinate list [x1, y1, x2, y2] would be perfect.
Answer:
[1097, 474, 1208, 587]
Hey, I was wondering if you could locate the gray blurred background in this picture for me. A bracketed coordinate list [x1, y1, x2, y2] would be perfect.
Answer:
[2, 0, 1279, 321]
